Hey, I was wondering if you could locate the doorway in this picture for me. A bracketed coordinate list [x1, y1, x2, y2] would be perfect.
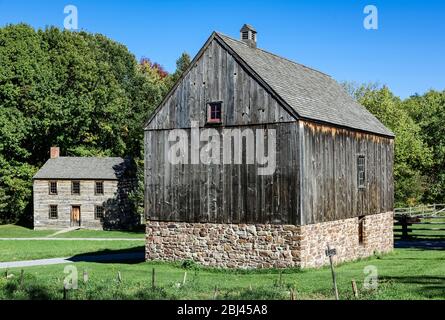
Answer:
[71, 206, 81, 227]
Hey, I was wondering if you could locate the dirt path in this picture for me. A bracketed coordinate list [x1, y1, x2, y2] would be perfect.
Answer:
[0, 237, 144, 241]
[45, 227, 80, 238]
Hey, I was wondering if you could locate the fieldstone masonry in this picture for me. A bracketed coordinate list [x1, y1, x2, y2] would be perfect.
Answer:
[145, 211, 393, 269]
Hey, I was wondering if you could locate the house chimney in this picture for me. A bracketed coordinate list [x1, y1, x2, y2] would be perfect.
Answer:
[240, 24, 257, 48]
[50, 146, 60, 159]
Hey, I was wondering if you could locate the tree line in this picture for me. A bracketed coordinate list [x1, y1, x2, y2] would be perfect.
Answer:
[0, 24, 443, 224]
[0, 24, 190, 224]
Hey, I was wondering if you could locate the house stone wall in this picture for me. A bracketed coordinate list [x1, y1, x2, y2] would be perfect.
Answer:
[33, 179, 119, 230]
[145, 211, 393, 269]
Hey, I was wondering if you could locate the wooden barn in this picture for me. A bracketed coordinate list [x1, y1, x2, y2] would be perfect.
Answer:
[144, 25, 394, 268]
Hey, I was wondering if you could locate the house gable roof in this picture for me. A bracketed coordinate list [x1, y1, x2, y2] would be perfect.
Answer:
[33, 157, 127, 180]
[145, 32, 394, 137]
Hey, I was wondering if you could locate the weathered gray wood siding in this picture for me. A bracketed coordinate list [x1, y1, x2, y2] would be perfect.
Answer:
[145, 38, 295, 130]
[145, 123, 300, 224]
[299, 121, 394, 225]
[145, 37, 299, 224]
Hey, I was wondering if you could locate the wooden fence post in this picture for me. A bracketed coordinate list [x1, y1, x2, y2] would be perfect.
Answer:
[401, 215, 409, 240]
[117, 271, 122, 283]
[213, 285, 218, 299]
[151, 268, 156, 289]
[351, 279, 358, 298]
[182, 271, 187, 286]
[290, 288, 295, 300]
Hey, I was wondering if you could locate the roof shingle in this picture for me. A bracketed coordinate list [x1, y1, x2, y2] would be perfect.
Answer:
[33, 157, 126, 180]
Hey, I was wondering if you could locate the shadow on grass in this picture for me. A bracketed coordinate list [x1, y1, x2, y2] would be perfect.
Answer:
[379, 275, 445, 299]
[67, 246, 145, 264]
[395, 240, 445, 250]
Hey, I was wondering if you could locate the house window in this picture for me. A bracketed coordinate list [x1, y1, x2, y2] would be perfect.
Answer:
[72, 181, 80, 195]
[207, 102, 222, 124]
[49, 181, 57, 195]
[49, 205, 58, 219]
[358, 215, 365, 245]
[357, 155, 366, 188]
[95, 206, 104, 220]
[95, 181, 104, 195]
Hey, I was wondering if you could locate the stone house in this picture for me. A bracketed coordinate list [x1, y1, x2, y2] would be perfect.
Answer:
[33, 147, 136, 230]
[144, 25, 394, 268]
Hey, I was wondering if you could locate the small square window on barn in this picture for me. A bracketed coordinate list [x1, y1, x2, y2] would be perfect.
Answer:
[49, 205, 58, 219]
[357, 155, 366, 188]
[72, 181, 80, 195]
[95, 206, 104, 220]
[49, 181, 58, 195]
[358, 215, 365, 245]
[207, 102, 222, 124]
[95, 181, 104, 195]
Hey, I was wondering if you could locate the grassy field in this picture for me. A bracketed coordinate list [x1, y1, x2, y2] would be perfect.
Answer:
[0, 223, 444, 300]
[0, 241, 144, 262]
[0, 225, 144, 262]
[0, 225, 145, 239]
[53, 229, 145, 239]
[0, 225, 56, 238]
[0, 248, 444, 300]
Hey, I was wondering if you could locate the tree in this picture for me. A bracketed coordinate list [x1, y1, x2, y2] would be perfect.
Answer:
[403, 90, 445, 203]
[167, 52, 191, 88]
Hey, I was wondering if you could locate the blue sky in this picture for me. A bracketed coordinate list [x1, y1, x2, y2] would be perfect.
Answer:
[0, 0, 444, 98]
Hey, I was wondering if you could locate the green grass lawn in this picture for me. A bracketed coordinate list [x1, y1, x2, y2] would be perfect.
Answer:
[53, 229, 145, 239]
[0, 248, 444, 300]
[0, 225, 56, 238]
[0, 225, 145, 239]
[0, 240, 144, 262]
[0, 222, 444, 300]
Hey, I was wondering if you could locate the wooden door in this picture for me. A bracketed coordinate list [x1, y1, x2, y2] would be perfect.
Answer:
[71, 206, 81, 227]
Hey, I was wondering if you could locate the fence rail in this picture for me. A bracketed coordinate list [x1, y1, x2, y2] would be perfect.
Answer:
[394, 204, 445, 217]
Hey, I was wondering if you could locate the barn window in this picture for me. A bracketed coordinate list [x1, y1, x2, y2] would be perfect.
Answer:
[49, 205, 58, 219]
[49, 181, 58, 195]
[207, 102, 222, 124]
[357, 155, 366, 188]
[95, 181, 104, 195]
[358, 215, 365, 245]
[72, 181, 80, 195]
[95, 206, 104, 220]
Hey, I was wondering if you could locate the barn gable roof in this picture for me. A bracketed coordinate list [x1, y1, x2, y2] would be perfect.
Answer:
[33, 157, 127, 180]
[145, 32, 394, 137]
[216, 33, 394, 137]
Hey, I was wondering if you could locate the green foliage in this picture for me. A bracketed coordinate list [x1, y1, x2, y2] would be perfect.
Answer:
[402, 90, 445, 204]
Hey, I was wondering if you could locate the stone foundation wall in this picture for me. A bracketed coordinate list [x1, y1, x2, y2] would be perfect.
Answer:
[299, 212, 394, 268]
[145, 212, 393, 269]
